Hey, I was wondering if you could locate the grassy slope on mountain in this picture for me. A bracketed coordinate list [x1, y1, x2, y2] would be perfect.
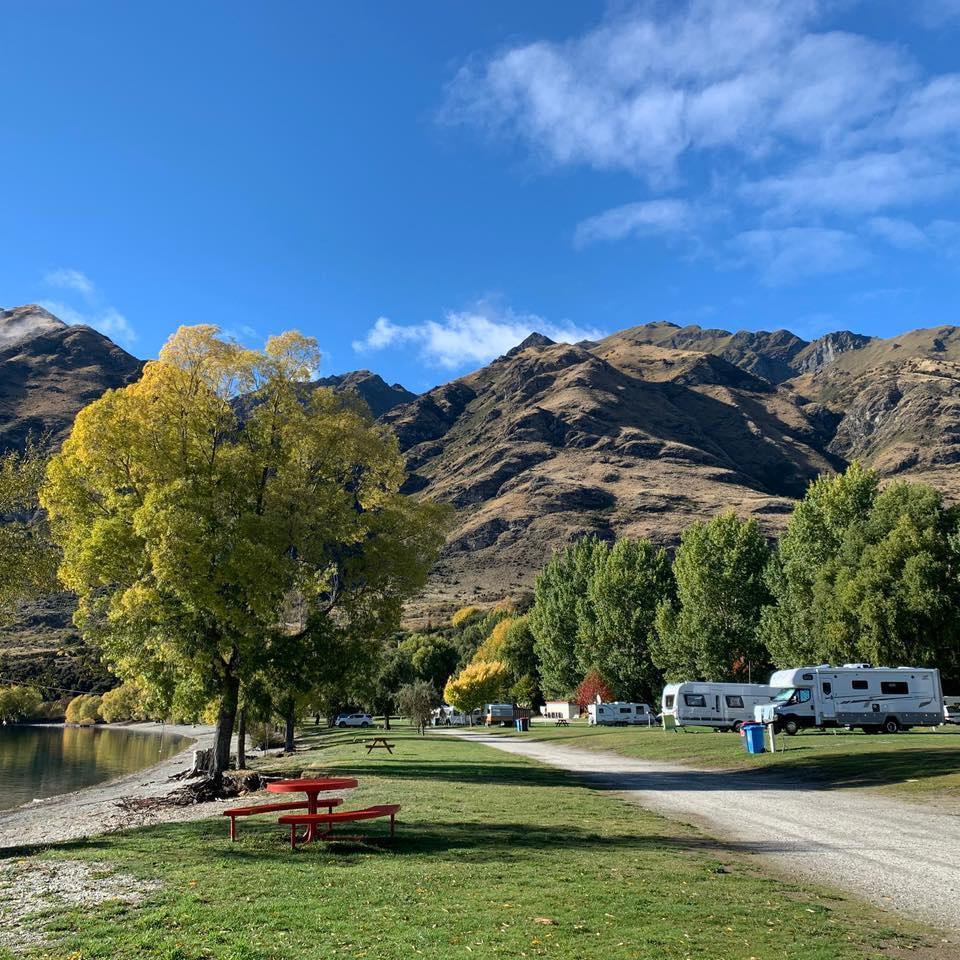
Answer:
[385, 333, 842, 617]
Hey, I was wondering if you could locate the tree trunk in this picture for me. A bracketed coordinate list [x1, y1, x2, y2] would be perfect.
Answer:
[284, 698, 296, 753]
[213, 671, 240, 779]
[236, 707, 247, 770]
[383, 712, 391, 730]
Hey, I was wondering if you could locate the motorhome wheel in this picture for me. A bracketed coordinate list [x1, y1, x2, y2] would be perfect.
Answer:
[783, 719, 800, 736]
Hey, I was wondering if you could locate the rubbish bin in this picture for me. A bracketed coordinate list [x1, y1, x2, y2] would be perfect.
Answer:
[743, 723, 765, 754]
[515, 717, 529, 732]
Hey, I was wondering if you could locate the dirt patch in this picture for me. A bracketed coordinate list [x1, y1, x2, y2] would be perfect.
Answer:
[0, 858, 160, 952]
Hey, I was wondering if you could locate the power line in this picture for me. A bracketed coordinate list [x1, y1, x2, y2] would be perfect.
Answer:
[0, 675, 107, 697]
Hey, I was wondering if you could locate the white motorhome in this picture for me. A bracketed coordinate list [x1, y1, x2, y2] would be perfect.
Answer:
[588, 701, 656, 726]
[755, 664, 944, 735]
[661, 682, 782, 732]
[431, 705, 479, 726]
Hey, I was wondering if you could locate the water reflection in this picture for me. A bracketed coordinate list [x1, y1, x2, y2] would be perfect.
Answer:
[0, 725, 190, 811]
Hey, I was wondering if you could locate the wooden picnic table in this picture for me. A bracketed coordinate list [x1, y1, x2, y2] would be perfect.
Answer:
[266, 777, 358, 843]
[365, 737, 395, 754]
[555, 719, 570, 727]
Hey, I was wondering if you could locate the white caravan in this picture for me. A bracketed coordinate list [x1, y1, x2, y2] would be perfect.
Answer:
[588, 701, 656, 726]
[755, 664, 944, 735]
[661, 682, 783, 732]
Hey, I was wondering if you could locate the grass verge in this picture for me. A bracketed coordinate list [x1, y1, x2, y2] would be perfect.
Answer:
[2, 726, 956, 960]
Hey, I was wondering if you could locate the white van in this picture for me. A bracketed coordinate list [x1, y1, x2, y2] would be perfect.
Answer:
[588, 701, 656, 726]
[755, 664, 944, 735]
[661, 682, 782, 732]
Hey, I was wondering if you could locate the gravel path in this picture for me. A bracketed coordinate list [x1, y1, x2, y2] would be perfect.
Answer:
[0, 722, 226, 851]
[451, 729, 960, 934]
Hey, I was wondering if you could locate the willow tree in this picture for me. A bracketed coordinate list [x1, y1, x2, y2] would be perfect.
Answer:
[41, 326, 447, 776]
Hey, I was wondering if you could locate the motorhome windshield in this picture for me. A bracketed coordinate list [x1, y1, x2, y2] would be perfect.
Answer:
[772, 687, 797, 702]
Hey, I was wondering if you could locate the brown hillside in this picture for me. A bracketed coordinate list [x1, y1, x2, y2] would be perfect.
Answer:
[385, 322, 960, 619]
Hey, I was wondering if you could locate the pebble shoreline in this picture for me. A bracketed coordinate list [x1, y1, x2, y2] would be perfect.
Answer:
[0, 722, 231, 850]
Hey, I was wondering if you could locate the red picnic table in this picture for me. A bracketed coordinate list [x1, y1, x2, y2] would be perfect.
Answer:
[266, 777, 358, 843]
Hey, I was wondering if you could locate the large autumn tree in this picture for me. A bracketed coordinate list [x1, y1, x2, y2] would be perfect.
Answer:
[41, 326, 447, 776]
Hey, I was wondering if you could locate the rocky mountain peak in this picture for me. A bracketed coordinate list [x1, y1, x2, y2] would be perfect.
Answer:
[794, 331, 873, 376]
[0, 304, 68, 346]
[502, 331, 556, 359]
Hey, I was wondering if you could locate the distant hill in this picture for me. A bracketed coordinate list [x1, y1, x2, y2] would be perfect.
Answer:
[314, 370, 416, 418]
[4, 300, 960, 636]
[381, 321, 960, 617]
[0, 305, 143, 450]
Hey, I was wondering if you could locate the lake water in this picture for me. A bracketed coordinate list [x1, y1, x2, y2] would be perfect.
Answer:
[0, 725, 191, 811]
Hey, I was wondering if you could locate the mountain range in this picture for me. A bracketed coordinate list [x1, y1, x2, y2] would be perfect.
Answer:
[3, 303, 960, 631]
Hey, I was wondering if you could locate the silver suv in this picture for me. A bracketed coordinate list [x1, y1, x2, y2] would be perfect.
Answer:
[336, 713, 373, 728]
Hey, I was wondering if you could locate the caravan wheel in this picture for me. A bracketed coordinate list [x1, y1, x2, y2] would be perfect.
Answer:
[882, 717, 900, 734]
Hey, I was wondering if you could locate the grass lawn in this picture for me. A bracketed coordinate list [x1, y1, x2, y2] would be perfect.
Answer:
[2, 726, 956, 960]
[481, 722, 960, 803]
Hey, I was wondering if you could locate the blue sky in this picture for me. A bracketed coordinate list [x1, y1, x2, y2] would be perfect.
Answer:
[2, 1, 959, 392]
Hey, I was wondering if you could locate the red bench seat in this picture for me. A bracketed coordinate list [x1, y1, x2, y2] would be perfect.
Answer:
[223, 798, 343, 841]
[278, 803, 401, 848]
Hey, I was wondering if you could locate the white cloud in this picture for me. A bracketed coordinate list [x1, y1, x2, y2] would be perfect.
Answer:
[353, 303, 605, 370]
[41, 268, 136, 348]
[866, 217, 931, 250]
[741, 149, 959, 216]
[574, 198, 702, 246]
[730, 228, 869, 285]
[443, 0, 960, 281]
[44, 268, 95, 298]
[39, 300, 137, 348]
[443, 1, 917, 182]
[887, 75, 960, 142]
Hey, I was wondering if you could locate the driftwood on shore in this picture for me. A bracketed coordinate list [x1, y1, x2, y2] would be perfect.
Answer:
[117, 772, 266, 810]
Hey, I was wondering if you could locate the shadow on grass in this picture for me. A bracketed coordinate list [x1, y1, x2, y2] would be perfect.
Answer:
[2, 815, 843, 865]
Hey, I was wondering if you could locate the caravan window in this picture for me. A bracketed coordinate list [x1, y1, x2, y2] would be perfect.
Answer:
[852, 680, 869, 690]
[684, 694, 706, 707]
[725, 695, 744, 708]
[619, 706, 633, 714]
[664, 695, 675, 709]
[881, 681, 909, 695]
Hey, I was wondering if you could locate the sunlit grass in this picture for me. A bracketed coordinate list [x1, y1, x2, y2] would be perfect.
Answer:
[2, 727, 950, 959]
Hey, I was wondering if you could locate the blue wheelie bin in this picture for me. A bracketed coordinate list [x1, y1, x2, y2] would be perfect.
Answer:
[515, 717, 530, 732]
[743, 723, 766, 754]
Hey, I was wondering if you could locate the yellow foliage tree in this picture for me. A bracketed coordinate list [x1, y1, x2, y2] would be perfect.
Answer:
[450, 606, 482, 629]
[65, 694, 102, 725]
[42, 325, 449, 776]
[473, 617, 516, 663]
[443, 660, 509, 713]
[98, 682, 147, 723]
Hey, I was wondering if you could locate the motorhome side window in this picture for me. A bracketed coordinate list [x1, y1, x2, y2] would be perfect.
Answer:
[684, 694, 706, 707]
[881, 681, 909, 695]
[822, 682, 832, 695]
[725, 695, 744, 708]
[796, 688, 812, 703]
[851, 680, 869, 690]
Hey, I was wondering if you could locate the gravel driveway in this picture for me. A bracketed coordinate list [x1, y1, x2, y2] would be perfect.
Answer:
[451, 729, 960, 934]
